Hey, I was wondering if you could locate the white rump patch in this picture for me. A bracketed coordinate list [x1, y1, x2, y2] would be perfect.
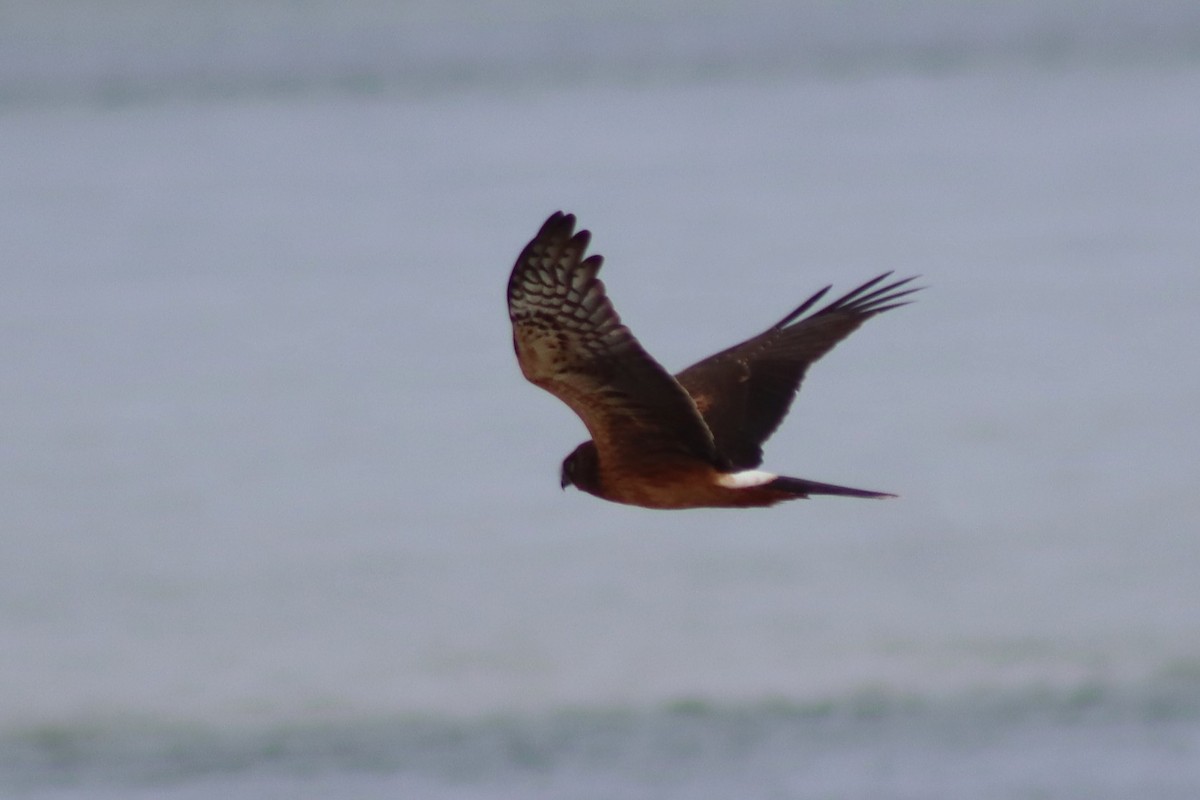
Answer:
[716, 470, 777, 489]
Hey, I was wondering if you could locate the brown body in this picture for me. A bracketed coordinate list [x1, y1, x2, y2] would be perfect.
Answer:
[559, 443, 799, 509]
[507, 212, 918, 509]
[587, 465, 817, 510]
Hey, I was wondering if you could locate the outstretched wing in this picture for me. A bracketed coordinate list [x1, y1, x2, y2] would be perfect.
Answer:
[507, 212, 718, 465]
[675, 273, 919, 469]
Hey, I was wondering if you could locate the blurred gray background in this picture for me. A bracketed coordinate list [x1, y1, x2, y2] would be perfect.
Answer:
[3, 2, 1199, 798]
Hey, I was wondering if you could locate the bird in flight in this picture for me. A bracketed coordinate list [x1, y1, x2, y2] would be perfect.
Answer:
[507, 212, 918, 509]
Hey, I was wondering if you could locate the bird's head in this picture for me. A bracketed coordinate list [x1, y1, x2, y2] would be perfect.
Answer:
[560, 441, 601, 495]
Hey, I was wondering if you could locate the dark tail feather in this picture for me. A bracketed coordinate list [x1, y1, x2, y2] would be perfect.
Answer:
[771, 475, 896, 499]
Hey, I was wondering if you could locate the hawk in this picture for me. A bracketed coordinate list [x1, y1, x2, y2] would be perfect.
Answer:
[507, 212, 919, 509]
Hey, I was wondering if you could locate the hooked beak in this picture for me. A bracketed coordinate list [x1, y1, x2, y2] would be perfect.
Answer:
[560, 468, 572, 490]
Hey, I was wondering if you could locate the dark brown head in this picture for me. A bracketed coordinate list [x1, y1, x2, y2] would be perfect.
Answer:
[560, 441, 602, 496]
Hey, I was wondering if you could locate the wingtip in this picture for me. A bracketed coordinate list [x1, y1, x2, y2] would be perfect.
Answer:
[538, 211, 594, 248]
[541, 210, 575, 232]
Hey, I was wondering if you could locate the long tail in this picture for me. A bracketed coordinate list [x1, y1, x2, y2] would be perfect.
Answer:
[770, 475, 896, 499]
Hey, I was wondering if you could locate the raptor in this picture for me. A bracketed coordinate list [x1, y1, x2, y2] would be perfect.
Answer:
[507, 212, 918, 509]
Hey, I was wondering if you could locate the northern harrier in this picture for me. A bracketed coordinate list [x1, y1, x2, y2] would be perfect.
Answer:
[507, 212, 918, 509]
